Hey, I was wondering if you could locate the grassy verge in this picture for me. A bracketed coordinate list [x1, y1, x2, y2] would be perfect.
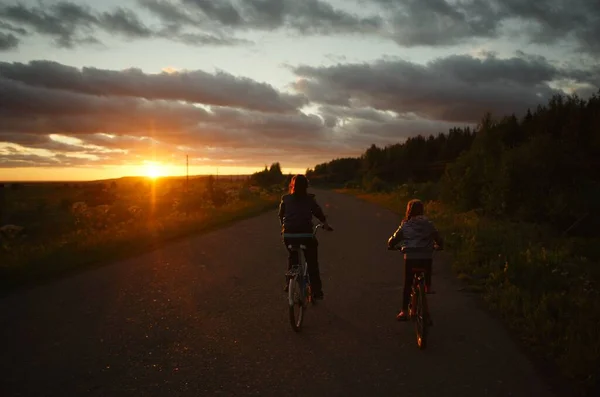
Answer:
[338, 187, 600, 397]
[0, 194, 279, 295]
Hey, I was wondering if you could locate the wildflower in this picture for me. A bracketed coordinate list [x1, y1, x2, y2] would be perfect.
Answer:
[0, 224, 24, 238]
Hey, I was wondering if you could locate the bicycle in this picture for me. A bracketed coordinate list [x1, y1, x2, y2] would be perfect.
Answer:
[286, 223, 333, 332]
[390, 246, 441, 349]
[409, 263, 430, 349]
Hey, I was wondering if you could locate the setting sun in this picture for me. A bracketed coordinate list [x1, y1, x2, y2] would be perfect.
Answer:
[145, 162, 164, 179]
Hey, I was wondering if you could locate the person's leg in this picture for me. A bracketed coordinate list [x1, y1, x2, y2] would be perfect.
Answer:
[398, 258, 414, 320]
[283, 238, 298, 292]
[305, 238, 323, 298]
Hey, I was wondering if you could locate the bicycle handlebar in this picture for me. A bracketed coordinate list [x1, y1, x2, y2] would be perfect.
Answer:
[315, 223, 334, 233]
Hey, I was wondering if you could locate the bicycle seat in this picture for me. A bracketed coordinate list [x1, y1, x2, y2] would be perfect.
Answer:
[287, 244, 307, 251]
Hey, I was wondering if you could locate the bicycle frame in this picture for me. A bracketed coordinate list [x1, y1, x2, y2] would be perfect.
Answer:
[409, 267, 428, 316]
[287, 246, 310, 306]
[286, 224, 325, 306]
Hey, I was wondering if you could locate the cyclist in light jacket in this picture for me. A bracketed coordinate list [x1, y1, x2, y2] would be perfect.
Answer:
[387, 199, 443, 321]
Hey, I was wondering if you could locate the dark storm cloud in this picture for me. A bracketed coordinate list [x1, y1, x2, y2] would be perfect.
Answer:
[0, 61, 307, 113]
[292, 53, 598, 123]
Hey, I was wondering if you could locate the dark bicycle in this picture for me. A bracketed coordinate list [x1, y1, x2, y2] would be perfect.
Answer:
[390, 246, 441, 349]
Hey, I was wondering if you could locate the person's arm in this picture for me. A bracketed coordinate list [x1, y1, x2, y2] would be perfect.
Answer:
[387, 225, 404, 248]
[309, 194, 328, 225]
[278, 196, 285, 226]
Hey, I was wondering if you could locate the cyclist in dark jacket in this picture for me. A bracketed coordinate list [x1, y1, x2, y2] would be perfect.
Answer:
[278, 174, 331, 299]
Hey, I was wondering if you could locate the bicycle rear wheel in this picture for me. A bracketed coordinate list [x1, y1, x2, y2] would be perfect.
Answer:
[288, 275, 304, 332]
[415, 285, 428, 349]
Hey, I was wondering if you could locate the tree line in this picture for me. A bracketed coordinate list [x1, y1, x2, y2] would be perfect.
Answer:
[307, 91, 600, 236]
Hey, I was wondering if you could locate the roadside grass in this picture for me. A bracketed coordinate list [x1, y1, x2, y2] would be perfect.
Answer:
[0, 178, 280, 294]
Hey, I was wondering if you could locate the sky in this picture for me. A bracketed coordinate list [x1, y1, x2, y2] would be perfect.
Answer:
[0, 0, 599, 181]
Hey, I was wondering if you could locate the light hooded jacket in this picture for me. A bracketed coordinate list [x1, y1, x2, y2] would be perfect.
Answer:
[388, 215, 443, 259]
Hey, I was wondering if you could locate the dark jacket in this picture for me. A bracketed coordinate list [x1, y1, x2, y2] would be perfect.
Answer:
[278, 193, 327, 235]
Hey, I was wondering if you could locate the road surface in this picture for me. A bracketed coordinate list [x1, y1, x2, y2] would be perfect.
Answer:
[0, 190, 554, 396]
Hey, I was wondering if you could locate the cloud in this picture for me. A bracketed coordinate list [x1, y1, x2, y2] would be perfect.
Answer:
[0, 75, 327, 148]
[373, 0, 600, 56]
[98, 8, 153, 38]
[376, 0, 500, 46]
[0, 65, 406, 169]
[160, 27, 250, 46]
[0, 31, 18, 50]
[0, 20, 28, 35]
[0, 60, 306, 113]
[3, 0, 598, 58]
[292, 52, 599, 122]
[182, 0, 243, 26]
[0, 1, 246, 49]
[495, 0, 596, 49]
[1, 0, 381, 50]
[143, 0, 383, 34]
[0, 2, 98, 48]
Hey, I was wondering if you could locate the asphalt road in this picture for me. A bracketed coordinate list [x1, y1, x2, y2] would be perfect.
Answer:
[0, 190, 554, 397]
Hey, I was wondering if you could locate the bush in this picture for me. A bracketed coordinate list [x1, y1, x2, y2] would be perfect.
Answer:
[362, 175, 387, 192]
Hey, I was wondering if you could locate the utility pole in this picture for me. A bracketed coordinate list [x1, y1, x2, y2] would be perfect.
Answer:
[186, 154, 189, 192]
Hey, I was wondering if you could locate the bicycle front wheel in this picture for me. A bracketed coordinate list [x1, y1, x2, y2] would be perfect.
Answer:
[288, 276, 304, 332]
[415, 285, 428, 349]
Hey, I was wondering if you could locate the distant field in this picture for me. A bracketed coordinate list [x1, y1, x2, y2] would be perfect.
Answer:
[0, 175, 281, 292]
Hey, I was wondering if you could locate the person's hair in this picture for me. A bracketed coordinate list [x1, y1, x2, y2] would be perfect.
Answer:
[404, 199, 424, 221]
[289, 174, 308, 196]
